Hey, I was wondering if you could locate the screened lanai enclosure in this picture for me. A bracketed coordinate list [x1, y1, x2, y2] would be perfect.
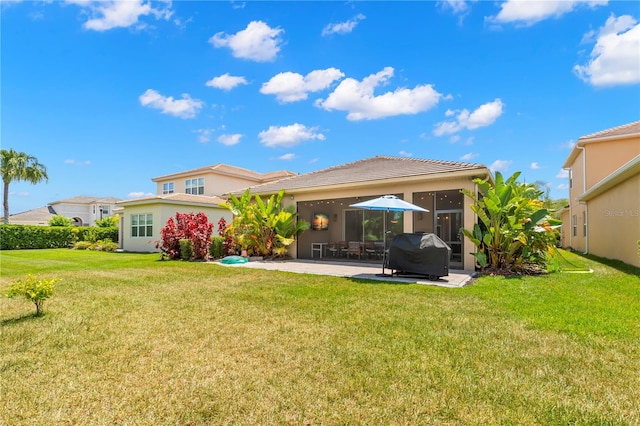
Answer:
[295, 189, 464, 269]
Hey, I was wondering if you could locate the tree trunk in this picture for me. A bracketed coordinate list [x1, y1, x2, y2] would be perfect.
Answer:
[3, 181, 10, 224]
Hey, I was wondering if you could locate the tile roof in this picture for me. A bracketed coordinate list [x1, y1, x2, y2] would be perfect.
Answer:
[241, 156, 489, 194]
[152, 163, 296, 183]
[9, 206, 57, 224]
[579, 120, 640, 141]
[116, 193, 227, 206]
[49, 196, 122, 205]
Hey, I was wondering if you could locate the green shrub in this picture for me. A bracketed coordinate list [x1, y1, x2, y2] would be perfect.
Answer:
[74, 226, 118, 244]
[5, 274, 58, 316]
[0, 224, 75, 249]
[210, 236, 225, 259]
[179, 239, 193, 261]
[73, 241, 92, 250]
[49, 215, 73, 226]
[95, 216, 118, 227]
[0, 224, 118, 250]
[73, 239, 118, 252]
[90, 239, 118, 252]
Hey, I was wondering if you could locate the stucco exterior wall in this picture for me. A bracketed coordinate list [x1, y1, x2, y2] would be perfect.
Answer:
[582, 174, 640, 267]
[585, 136, 640, 189]
[120, 203, 232, 253]
[155, 174, 259, 197]
[281, 176, 480, 271]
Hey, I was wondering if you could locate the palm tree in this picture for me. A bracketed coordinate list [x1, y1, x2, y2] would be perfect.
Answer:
[1, 149, 49, 224]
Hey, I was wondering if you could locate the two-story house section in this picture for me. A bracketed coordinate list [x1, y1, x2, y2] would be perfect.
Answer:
[151, 163, 297, 197]
[561, 121, 640, 267]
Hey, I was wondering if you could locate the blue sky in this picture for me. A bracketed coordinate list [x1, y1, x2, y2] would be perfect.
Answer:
[2, 0, 639, 215]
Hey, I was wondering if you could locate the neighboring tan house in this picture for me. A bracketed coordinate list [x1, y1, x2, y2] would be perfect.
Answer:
[240, 155, 492, 272]
[116, 163, 296, 252]
[9, 196, 121, 226]
[560, 120, 640, 267]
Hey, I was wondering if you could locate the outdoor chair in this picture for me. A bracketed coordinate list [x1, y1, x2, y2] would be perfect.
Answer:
[337, 241, 348, 257]
[364, 241, 378, 259]
[326, 242, 339, 257]
[346, 241, 361, 260]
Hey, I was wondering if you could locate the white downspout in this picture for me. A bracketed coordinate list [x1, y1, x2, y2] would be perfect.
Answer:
[564, 167, 572, 249]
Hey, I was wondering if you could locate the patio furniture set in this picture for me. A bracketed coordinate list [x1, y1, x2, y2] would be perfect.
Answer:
[311, 241, 385, 260]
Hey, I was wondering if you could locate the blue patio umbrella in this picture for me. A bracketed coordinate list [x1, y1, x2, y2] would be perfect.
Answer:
[350, 195, 429, 276]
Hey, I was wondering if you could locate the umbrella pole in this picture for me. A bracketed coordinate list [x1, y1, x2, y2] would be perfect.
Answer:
[378, 209, 391, 277]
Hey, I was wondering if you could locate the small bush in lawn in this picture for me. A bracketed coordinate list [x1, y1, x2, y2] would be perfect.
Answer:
[74, 241, 92, 250]
[180, 238, 193, 261]
[5, 274, 58, 316]
[72, 239, 118, 252]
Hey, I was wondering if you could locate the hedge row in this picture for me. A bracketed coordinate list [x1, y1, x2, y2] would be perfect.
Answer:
[0, 225, 118, 250]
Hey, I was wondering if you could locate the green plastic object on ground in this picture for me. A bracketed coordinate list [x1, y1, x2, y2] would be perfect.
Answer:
[220, 255, 248, 264]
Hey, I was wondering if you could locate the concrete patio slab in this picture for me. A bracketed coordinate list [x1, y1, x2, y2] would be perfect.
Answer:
[216, 259, 477, 288]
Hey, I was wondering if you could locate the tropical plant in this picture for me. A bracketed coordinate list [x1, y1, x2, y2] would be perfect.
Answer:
[49, 215, 73, 227]
[157, 212, 213, 261]
[461, 171, 559, 274]
[1, 149, 49, 224]
[5, 274, 58, 316]
[222, 189, 309, 258]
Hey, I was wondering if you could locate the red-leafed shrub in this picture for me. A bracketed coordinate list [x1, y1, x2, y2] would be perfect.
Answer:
[217, 217, 235, 255]
[158, 212, 214, 261]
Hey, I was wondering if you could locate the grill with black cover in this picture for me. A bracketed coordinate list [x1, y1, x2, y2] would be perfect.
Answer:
[385, 233, 451, 280]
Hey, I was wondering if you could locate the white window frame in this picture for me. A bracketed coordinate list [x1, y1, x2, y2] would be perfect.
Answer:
[163, 182, 174, 195]
[131, 213, 153, 238]
[185, 177, 204, 195]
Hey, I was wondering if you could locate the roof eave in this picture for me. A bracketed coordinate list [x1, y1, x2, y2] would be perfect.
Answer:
[563, 131, 640, 169]
[246, 167, 491, 197]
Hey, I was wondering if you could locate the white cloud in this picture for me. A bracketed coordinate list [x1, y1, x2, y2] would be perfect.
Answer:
[139, 89, 204, 119]
[258, 123, 325, 148]
[489, 160, 512, 173]
[398, 150, 413, 157]
[194, 129, 214, 143]
[440, 0, 470, 14]
[206, 73, 249, 91]
[460, 152, 479, 161]
[64, 159, 91, 166]
[321, 14, 365, 36]
[209, 20, 283, 62]
[488, 0, 607, 26]
[260, 68, 344, 103]
[65, 0, 173, 31]
[278, 153, 296, 160]
[574, 14, 640, 87]
[557, 183, 570, 191]
[556, 169, 570, 179]
[530, 162, 542, 169]
[316, 67, 443, 121]
[217, 134, 243, 146]
[128, 191, 154, 199]
[433, 98, 504, 136]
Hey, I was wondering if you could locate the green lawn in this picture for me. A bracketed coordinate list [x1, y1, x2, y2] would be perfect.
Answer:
[1, 249, 639, 425]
